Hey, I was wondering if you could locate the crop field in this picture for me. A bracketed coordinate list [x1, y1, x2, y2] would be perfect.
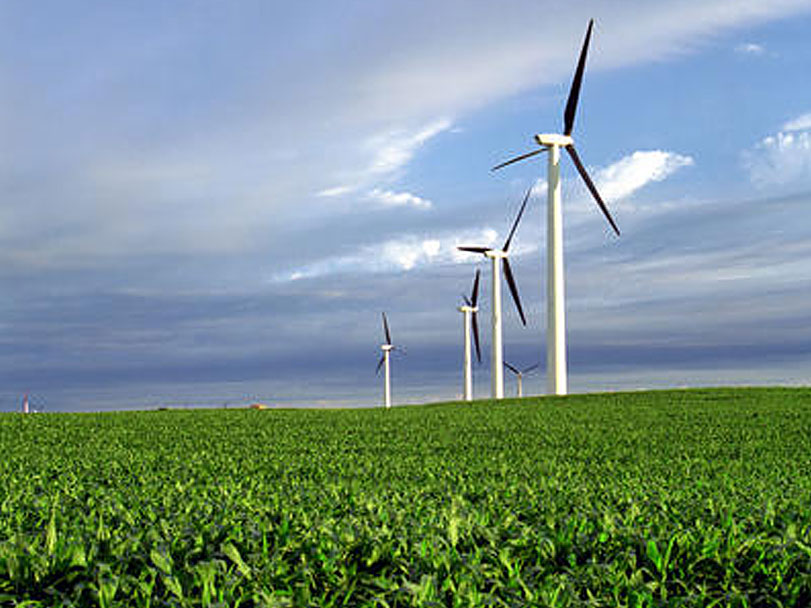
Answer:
[1, 387, 810, 607]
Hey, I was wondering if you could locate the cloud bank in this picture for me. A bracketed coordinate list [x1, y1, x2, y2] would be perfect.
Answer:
[275, 227, 500, 281]
[279, 148, 694, 281]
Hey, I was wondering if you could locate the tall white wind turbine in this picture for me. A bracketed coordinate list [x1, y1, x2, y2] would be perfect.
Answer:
[503, 361, 539, 398]
[492, 19, 621, 396]
[458, 188, 531, 399]
[375, 312, 398, 408]
[458, 269, 482, 402]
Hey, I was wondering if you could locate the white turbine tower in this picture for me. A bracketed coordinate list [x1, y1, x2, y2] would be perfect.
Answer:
[493, 19, 621, 396]
[458, 269, 482, 401]
[503, 361, 539, 398]
[458, 188, 531, 399]
[375, 312, 398, 408]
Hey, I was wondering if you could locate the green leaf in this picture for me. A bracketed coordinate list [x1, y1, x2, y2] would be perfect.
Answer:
[646, 539, 662, 572]
[45, 509, 57, 556]
[69, 544, 87, 568]
[222, 542, 252, 579]
[150, 548, 173, 575]
[163, 575, 183, 599]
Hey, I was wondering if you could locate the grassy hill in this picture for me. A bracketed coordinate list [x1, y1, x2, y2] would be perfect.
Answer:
[1, 387, 810, 606]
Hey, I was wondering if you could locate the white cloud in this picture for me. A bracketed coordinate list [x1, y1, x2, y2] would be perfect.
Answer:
[452, 229, 500, 262]
[318, 118, 452, 198]
[365, 119, 452, 176]
[316, 185, 353, 198]
[744, 116, 811, 189]
[783, 113, 811, 132]
[274, 227, 500, 281]
[531, 178, 548, 198]
[367, 188, 432, 209]
[289, 149, 693, 283]
[595, 151, 695, 202]
[735, 42, 765, 55]
[378, 237, 441, 270]
[353, 0, 810, 126]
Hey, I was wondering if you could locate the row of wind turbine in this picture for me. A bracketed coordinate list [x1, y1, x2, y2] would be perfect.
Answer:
[375, 19, 620, 406]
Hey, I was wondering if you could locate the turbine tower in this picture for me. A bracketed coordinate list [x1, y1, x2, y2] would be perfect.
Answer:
[458, 269, 482, 401]
[375, 312, 397, 408]
[503, 361, 539, 398]
[493, 19, 620, 396]
[458, 187, 531, 399]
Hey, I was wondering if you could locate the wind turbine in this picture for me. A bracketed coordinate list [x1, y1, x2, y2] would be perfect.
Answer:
[492, 19, 620, 396]
[458, 269, 482, 402]
[457, 187, 531, 399]
[375, 312, 398, 408]
[503, 361, 539, 398]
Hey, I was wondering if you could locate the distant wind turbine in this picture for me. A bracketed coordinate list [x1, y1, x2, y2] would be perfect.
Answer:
[458, 269, 482, 402]
[503, 361, 539, 398]
[492, 19, 620, 396]
[457, 187, 531, 399]
[375, 312, 398, 408]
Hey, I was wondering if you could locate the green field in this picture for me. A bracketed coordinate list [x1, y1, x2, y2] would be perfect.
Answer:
[1, 387, 810, 607]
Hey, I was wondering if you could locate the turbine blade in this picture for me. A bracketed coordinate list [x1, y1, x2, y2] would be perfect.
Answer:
[491, 148, 546, 171]
[376, 354, 385, 374]
[504, 361, 520, 375]
[471, 311, 482, 364]
[564, 19, 594, 136]
[471, 269, 481, 307]
[503, 185, 532, 252]
[502, 258, 527, 326]
[565, 145, 620, 236]
[523, 363, 540, 374]
[462, 294, 472, 307]
[457, 246, 490, 254]
[382, 312, 392, 345]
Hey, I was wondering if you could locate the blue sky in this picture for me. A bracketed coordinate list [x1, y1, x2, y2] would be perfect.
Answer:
[2, 0, 811, 411]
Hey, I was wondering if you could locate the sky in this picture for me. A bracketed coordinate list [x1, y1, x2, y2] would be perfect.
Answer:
[3, 0, 811, 411]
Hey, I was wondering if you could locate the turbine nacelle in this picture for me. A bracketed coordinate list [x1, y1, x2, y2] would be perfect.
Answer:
[484, 249, 508, 260]
[380, 344, 394, 352]
[535, 133, 573, 147]
[457, 305, 478, 314]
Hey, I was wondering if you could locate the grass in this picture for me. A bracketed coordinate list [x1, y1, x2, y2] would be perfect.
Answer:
[0, 386, 810, 606]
